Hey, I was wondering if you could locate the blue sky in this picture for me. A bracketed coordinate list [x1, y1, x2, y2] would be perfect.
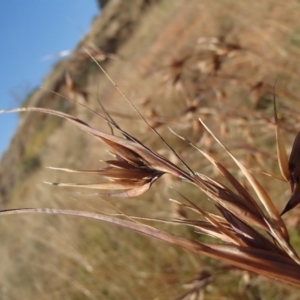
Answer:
[0, 1, 99, 156]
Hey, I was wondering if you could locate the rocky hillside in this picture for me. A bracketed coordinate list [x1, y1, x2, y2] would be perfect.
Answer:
[1, 0, 300, 299]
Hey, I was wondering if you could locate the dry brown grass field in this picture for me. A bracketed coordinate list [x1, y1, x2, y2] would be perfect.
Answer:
[1, 0, 300, 299]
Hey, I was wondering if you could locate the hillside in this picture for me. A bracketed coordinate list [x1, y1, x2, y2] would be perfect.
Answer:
[1, 0, 300, 299]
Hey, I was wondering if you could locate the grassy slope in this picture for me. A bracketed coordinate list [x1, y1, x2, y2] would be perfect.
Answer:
[1, 0, 300, 299]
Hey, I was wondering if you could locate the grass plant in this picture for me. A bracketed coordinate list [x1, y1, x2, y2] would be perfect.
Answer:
[1, 59, 300, 297]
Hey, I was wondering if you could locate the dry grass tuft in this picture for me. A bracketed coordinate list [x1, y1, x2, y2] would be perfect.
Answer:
[1, 76, 300, 291]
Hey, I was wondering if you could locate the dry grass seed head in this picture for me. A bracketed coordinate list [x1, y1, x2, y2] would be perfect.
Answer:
[2, 57, 300, 289]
